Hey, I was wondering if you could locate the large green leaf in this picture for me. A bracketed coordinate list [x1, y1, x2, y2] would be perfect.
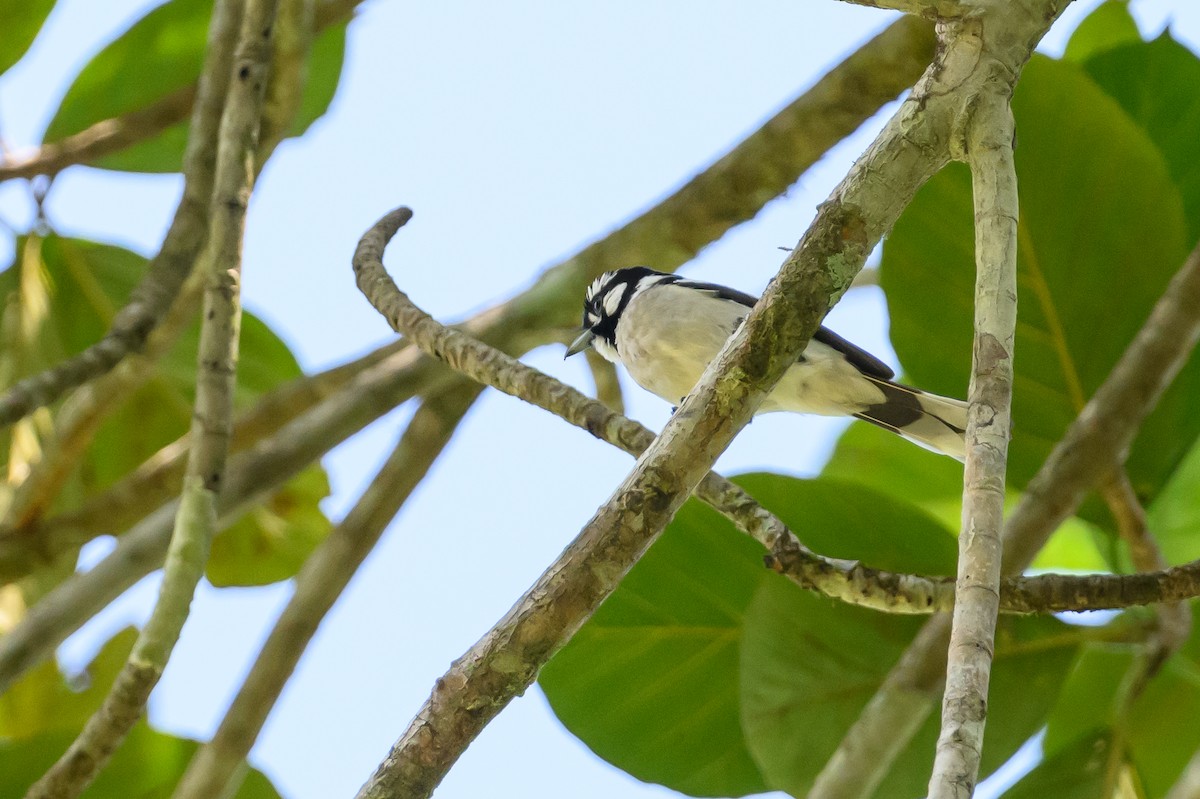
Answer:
[540, 497, 770, 797]
[41, 0, 347, 173]
[1045, 641, 1200, 797]
[820, 423, 1111, 572]
[0, 235, 331, 585]
[735, 483, 1076, 798]
[1062, 0, 1141, 63]
[880, 55, 1193, 527]
[0, 628, 137, 740]
[541, 474, 960, 797]
[741, 580, 1078, 798]
[0, 0, 56, 78]
[999, 733, 1111, 799]
[1084, 34, 1200, 250]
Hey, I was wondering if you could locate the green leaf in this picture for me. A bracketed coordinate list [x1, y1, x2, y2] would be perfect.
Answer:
[287, 22, 346, 139]
[1125, 657, 1200, 796]
[0, 235, 331, 585]
[740, 543, 1077, 797]
[880, 56, 1193, 529]
[0, 628, 137, 740]
[820, 423, 1110, 572]
[207, 463, 332, 587]
[41, 0, 348, 173]
[1084, 34, 1200, 245]
[1044, 642, 1134, 756]
[0, 0, 56, 78]
[0, 722, 282, 798]
[999, 733, 1111, 799]
[1046, 640, 1200, 797]
[1147, 440, 1200, 566]
[540, 497, 770, 797]
[542, 474, 960, 797]
[1062, 0, 1141, 63]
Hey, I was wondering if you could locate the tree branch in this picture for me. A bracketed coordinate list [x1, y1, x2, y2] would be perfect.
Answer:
[21, 2, 277, 794]
[170, 382, 483, 799]
[928, 25, 1021, 796]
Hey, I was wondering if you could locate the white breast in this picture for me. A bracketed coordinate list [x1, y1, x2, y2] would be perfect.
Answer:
[612, 284, 886, 415]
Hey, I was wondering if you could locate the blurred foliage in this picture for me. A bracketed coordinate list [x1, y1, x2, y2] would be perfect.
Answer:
[0, 0, 56, 78]
[543, 6, 1200, 798]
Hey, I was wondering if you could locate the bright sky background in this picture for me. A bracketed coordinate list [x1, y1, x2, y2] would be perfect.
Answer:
[3, 2, 1200, 798]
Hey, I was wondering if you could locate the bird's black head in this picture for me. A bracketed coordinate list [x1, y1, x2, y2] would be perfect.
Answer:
[566, 267, 674, 358]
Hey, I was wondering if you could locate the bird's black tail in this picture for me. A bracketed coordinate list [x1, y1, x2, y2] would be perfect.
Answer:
[854, 377, 968, 461]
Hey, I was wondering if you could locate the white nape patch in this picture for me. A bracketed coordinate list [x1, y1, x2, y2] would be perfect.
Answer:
[602, 283, 627, 315]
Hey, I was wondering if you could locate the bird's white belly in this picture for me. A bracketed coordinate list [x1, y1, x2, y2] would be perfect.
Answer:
[613, 286, 885, 415]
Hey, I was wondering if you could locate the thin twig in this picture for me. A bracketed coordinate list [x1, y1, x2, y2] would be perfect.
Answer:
[20, 2, 277, 795]
[811, 234, 1200, 798]
[170, 382, 482, 799]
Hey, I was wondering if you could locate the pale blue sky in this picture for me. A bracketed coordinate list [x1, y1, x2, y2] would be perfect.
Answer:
[3, 2, 1199, 798]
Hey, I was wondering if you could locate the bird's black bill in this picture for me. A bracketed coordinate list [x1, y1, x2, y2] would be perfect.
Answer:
[565, 329, 596, 358]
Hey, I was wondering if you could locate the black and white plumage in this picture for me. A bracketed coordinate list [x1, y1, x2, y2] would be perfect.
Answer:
[565, 266, 968, 460]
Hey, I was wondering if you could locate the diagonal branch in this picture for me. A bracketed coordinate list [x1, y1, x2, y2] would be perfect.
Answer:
[20, 1, 278, 795]
[170, 381, 484, 799]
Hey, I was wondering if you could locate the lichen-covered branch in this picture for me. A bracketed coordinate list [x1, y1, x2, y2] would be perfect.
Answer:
[20, 3, 277, 795]
[928, 33, 1022, 799]
[170, 382, 482, 799]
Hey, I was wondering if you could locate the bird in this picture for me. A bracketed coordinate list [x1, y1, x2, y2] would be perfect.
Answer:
[564, 266, 968, 460]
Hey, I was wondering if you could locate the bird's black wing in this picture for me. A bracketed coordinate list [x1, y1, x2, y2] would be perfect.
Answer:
[671, 277, 895, 380]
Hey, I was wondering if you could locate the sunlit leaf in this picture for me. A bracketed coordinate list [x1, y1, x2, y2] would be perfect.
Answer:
[0, 628, 136, 740]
